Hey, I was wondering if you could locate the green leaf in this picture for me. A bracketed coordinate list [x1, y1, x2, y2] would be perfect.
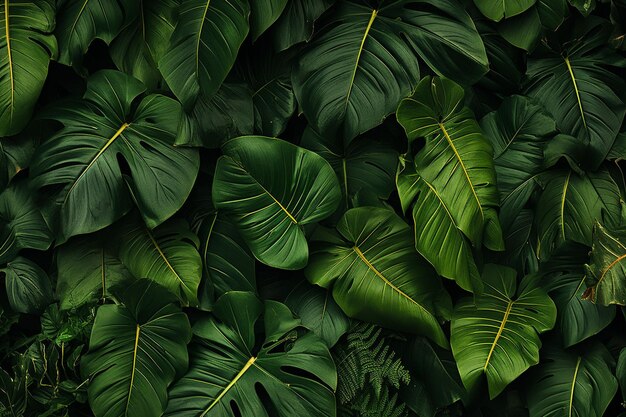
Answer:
[0, 181, 53, 264]
[2, 257, 52, 314]
[397, 76, 503, 251]
[525, 18, 626, 169]
[284, 281, 350, 348]
[451, 264, 556, 398]
[56, 229, 133, 311]
[535, 169, 623, 261]
[475, 0, 537, 21]
[293, 0, 487, 142]
[30, 70, 199, 243]
[584, 222, 626, 306]
[110, 0, 177, 89]
[0, 0, 56, 136]
[527, 343, 617, 417]
[537, 0, 568, 29]
[159, 0, 250, 108]
[271, 0, 335, 51]
[119, 217, 202, 306]
[396, 158, 481, 294]
[0, 132, 39, 190]
[212, 136, 341, 270]
[569, 0, 596, 16]
[305, 207, 452, 347]
[55, 0, 135, 66]
[81, 279, 191, 417]
[497, 7, 542, 51]
[164, 291, 337, 417]
[250, 0, 288, 41]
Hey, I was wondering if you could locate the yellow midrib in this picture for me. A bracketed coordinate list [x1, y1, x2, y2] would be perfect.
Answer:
[568, 356, 582, 417]
[146, 228, 192, 293]
[560, 171, 571, 240]
[597, 253, 626, 287]
[201, 356, 257, 416]
[4, 0, 13, 121]
[564, 57, 587, 129]
[483, 300, 513, 371]
[64, 122, 130, 204]
[344, 9, 377, 107]
[125, 324, 141, 414]
[195, 0, 211, 77]
[438, 122, 483, 218]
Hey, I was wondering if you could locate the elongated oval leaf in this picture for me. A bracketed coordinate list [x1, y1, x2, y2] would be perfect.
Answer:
[2, 257, 52, 314]
[165, 291, 337, 417]
[250, 0, 288, 41]
[0, 0, 56, 136]
[81, 280, 191, 417]
[305, 207, 452, 347]
[451, 264, 556, 398]
[30, 70, 199, 243]
[212, 135, 341, 270]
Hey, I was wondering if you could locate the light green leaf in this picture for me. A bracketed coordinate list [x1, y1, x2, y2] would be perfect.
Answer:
[584, 222, 626, 306]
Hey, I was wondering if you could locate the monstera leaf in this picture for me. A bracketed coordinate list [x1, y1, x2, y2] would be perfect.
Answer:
[527, 343, 617, 417]
[119, 217, 202, 306]
[81, 280, 191, 417]
[451, 264, 556, 398]
[525, 17, 626, 169]
[212, 136, 341, 270]
[55, 0, 136, 67]
[0, 181, 52, 264]
[164, 291, 337, 417]
[2, 257, 52, 314]
[584, 223, 626, 305]
[534, 169, 623, 261]
[306, 207, 452, 347]
[30, 70, 199, 243]
[293, 0, 487, 142]
[0, 0, 56, 136]
[159, 0, 250, 108]
[56, 229, 133, 310]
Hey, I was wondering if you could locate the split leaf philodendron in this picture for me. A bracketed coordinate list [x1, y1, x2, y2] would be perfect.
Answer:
[1, 1, 626, 416]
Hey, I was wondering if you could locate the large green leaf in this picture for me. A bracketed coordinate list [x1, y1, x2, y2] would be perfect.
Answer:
[164, 291, 337, 417]
[30, 70, 199, 243]
[475, 0, 537, 21]
[56, 229, 133, 311]
[159, 0, 250, 108]
[55, 0, 135, 66]
[271, 0, 335, 51]
[212, 135, 341, 270]
[119, 217, 202, 306]
[527, 343, 617, 417]
[293, 0, 487, 142]
[110, 0, 177, 89]
[305, 207, 452, 347]
[397, 158, 481, 294]
[81, 280, 191, 417]
[397, 76, 503, 251]
[250, 0, 288, 41]
[535, 169, 624, 261]
[2, 257, 52, 314]
[451, 264, 556, 398]
[0, 181, 52, 264]
[0, 0, 56, 136]
[525, 17, 626, 169]
[584, 222, 626, 305]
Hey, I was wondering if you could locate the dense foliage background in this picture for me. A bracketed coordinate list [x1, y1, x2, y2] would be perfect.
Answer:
[1, 0, 626, 416]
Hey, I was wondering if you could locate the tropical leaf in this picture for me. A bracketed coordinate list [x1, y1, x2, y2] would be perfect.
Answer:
[475, 0, 537, 21]
[284, 281, 350, 348]
[584, 222, 626, 305]
[164, 291, 337, 417]
[159, 0, 250, 108]
[81, 279, 191, 417]
[535, 169, 624, 261]
[527, 343, 617, 417]
[0, 0, 56, 136]
[212, 135, 341, 270]
[0, 132, 39, 190]
[2, 257, 52, 314]
[525, 17, 626, 169]
[397, 76, 504, 251]
[306, 207, 452, 347]
[119, 217, 202, 306]
[293, 0, 487, 142]
[451, 264, 556, 398]
[271, 0, 335, 51]
[30, 70, 199, 243]
[55, 0, 135, 66]
[250, 0, 288, 41]
[56, 229, 133, 311]
[497, 8, 542, 51]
